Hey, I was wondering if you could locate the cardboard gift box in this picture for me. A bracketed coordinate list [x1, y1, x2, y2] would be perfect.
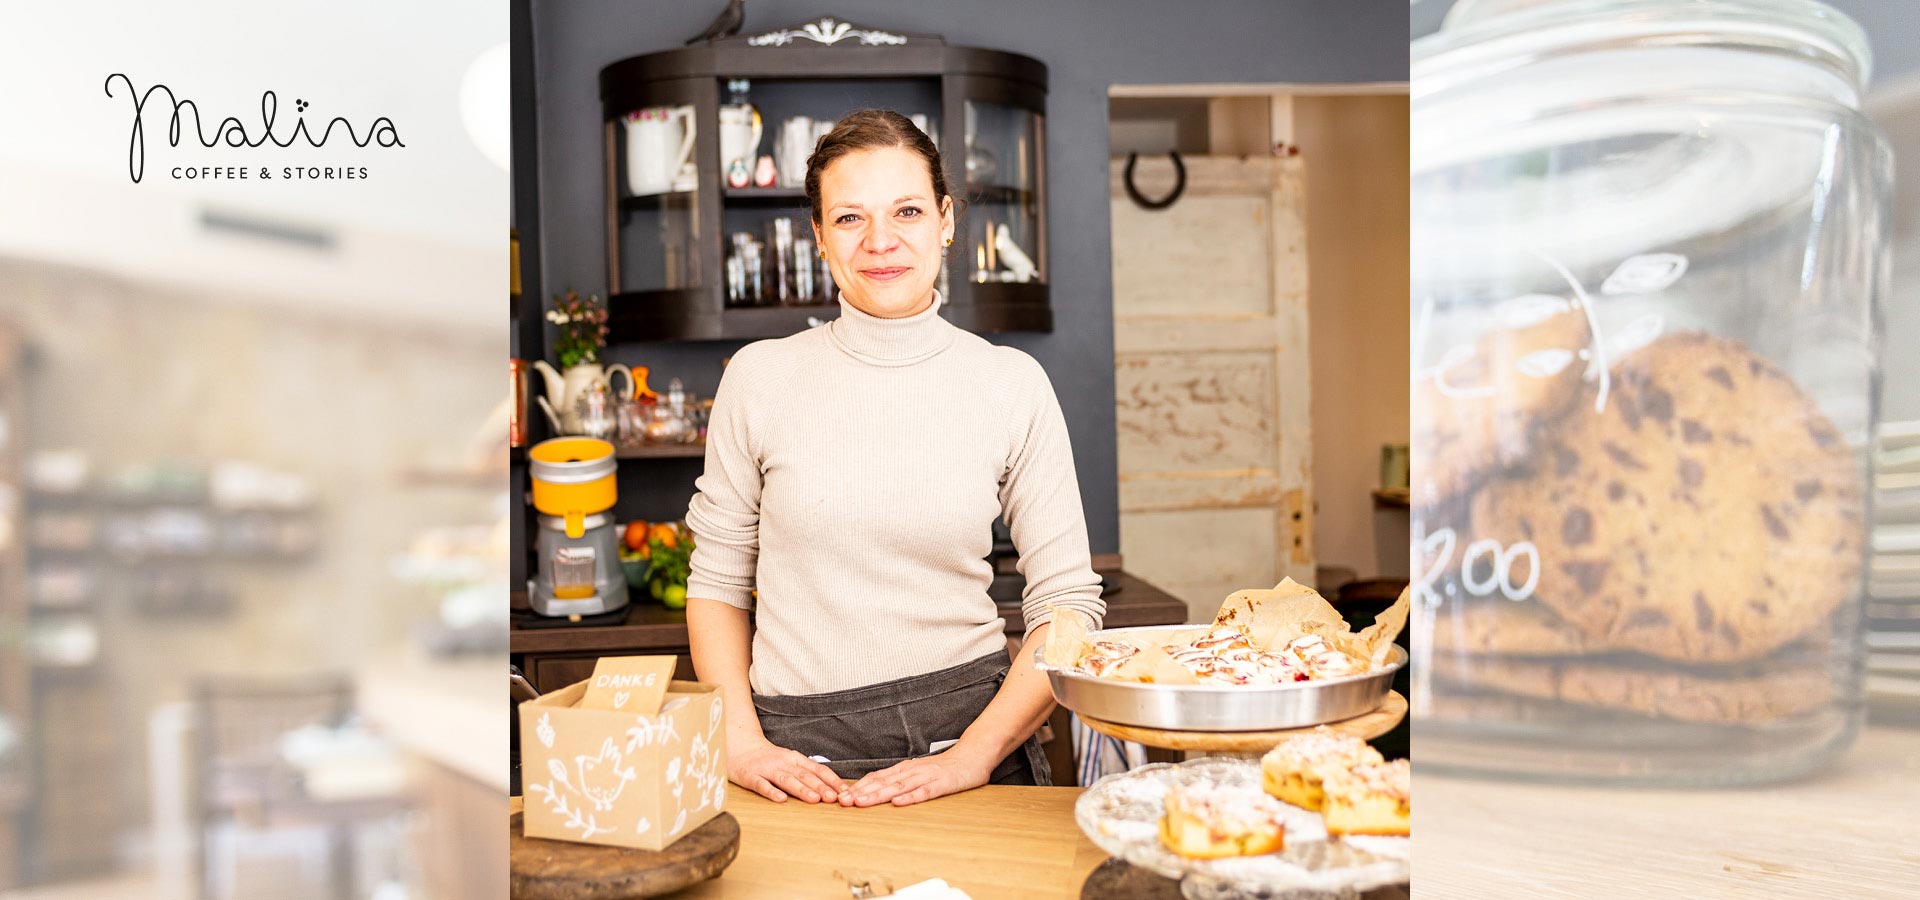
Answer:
[518, 657, 727, 850]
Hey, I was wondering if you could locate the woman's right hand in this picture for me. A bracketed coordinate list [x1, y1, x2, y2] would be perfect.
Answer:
[728, 737, 846, 804]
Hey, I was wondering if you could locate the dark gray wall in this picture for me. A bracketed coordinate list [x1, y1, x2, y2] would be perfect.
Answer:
[529, 0, 1410, 552]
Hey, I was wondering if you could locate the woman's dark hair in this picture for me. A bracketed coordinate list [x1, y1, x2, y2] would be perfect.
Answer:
[804, 108, 952, 225]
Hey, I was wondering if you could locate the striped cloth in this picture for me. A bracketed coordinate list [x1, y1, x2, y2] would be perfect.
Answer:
[1071, 713, 1149, 786]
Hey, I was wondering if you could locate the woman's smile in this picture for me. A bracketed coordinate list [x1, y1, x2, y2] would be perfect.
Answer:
[859, 265, 911, 282]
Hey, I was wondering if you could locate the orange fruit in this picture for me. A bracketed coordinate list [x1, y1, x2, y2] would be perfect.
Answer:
[648, 523, 679, 549]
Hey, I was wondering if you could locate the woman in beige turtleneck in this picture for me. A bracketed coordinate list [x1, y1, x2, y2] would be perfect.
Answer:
[684, 109, 1105, 808]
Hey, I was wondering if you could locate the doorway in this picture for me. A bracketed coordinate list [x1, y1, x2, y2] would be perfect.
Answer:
[1107, 86, 1410, 622]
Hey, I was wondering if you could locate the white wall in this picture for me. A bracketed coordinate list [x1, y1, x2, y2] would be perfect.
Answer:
[1295, 94, 1411, 580]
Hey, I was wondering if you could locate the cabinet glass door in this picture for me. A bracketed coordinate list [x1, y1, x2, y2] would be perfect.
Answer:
[962, 100, 1043, 285]
[614, 104, 703, 293]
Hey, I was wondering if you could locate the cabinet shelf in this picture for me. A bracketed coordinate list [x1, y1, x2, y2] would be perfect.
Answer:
[723, 186, 807, 204]
[605, 284, 1051, 343]
[617, 191, 696, 210]
[609, 295, 836, 342]
[964, 184, 1036, 204]
[616, 442, 705, 460]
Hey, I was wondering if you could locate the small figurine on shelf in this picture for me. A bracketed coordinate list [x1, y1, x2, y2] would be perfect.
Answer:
[644, 378, 693, 444]
[615, 366, 659, 449]
[752, 154, 777, 188]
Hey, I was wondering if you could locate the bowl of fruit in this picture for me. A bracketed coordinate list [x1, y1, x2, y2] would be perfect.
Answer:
[619, 520, 695, 609]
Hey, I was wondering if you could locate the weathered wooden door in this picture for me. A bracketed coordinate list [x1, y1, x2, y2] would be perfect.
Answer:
[1111, 154, 1313, 622]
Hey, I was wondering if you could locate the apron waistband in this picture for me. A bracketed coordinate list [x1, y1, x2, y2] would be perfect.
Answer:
[751, 650, 1010, 717]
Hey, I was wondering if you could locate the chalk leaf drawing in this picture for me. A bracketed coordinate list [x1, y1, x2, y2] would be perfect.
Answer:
[536, 712, 556, 749]
[1496, 293, 1572, 329]
[625, 714, 682, 753]
[1601, 253, 1688, 295]
[527, 764, 612, 840]
[1606, 313, 1666, 357]
[1515, 348, 1575, 379]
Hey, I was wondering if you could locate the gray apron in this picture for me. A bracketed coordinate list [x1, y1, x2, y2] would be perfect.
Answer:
[752, 651, 1053, 785]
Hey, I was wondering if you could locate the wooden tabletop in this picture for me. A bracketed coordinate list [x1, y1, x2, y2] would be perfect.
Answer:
[1416, 722, 1920, 897]
[512, 785, 1107, 899]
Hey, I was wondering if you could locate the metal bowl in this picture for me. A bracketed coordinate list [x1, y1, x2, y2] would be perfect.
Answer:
[1035, 624, 1407, 732]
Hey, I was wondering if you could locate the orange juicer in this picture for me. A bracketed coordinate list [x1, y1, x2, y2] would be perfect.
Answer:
[527, 437, 630, 616]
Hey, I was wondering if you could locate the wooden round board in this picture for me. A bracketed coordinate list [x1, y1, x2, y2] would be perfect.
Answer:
[1076, 690, 1406, 752]
[510, 811, 739, 900]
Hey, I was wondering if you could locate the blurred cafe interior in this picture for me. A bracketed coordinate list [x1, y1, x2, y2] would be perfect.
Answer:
[0, 1, 509, 898]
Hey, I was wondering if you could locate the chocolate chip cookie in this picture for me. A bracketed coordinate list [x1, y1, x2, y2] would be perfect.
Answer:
[1430, 654, 1830, 724]
[1427, 596, 1838, 658]
[1469, 331, 1865, 663]
[1427, 599, 1602, 656]
[1413, 296, 1593, 506]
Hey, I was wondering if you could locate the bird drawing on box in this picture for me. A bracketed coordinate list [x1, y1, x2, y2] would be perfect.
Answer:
[575, 738, 637, 811]
[686, 0, 746, 44]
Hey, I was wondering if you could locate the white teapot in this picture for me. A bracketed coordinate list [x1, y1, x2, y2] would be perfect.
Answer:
[531, 361, 634, 435]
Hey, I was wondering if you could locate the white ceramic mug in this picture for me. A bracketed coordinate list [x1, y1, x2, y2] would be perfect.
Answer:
[624, 105, 695, 196]
[718, 103, 762, 171]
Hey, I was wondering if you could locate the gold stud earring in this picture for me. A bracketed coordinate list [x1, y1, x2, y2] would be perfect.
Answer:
[819, 249, 826, 259]
[943, 237, 953, 247]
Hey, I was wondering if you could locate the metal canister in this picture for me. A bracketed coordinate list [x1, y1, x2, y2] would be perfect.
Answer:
[510, 358, 531, 447]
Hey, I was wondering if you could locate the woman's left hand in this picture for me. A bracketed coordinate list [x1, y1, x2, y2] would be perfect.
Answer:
[842, 743, 998, 807]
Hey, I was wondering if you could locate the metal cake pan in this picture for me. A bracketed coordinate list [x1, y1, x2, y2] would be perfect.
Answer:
[1034, 624, 1406, 731]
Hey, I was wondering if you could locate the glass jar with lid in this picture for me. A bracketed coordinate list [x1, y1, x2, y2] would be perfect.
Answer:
[1410, 0, 1892, 784]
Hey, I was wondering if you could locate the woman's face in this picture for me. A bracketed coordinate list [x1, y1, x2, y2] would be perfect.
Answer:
[813, 145, 954, 318]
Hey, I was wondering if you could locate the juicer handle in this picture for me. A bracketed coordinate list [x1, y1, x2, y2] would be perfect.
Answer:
[565, 509, 585, 539]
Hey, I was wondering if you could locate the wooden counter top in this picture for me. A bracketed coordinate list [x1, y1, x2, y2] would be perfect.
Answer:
[511, 569, 1190, 655]
[1416, 721, 1920, 897]
[513, 785, 1105, 899]
[356, 649, 507, 792]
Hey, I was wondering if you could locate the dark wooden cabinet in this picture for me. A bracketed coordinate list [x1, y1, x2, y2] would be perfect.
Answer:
[525, 652, 697, 695]
[597, 16, 1051, 343]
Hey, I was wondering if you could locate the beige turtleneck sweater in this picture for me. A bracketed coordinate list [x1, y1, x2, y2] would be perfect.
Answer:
[683, 291, 1105, 696]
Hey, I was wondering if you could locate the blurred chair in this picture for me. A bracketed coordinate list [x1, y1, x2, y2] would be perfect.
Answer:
[191, 673, 407, 900]
[1331, 577, 1410, 632]
[1328, 578, 1412, 762]
[1315, 564, 1359, 597]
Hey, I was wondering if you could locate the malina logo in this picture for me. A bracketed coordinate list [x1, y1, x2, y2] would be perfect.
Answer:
[104, 73, 404, 184]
